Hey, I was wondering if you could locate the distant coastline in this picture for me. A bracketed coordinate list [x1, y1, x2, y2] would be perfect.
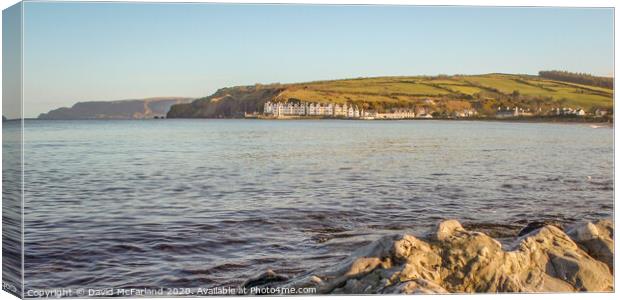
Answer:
[247, 114, 613, 124]
[166, 72, 613, 121]
[23, 115, 613, 125]
[37, 97, 193, 120]
[19, 112, 614, 125]
[30, 72, 614, 123]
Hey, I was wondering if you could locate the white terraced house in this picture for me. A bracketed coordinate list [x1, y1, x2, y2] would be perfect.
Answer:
[453, 109, 478, 118]
[333, 103, 346, 116]
[553, 107, 586, 116]
[263, 101, 433, 119]
[263, 101, 363, 118]
[307, 103, 317, 115]
[375, 109, 416, 119]
[347, 106, 360, 118]
[317, 103, 332, 115]
[263, 102, 273, 114]
[496, 106, 533, 118]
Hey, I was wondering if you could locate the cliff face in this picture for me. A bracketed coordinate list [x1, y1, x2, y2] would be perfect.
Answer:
[38, 97, 193, 120]
[167, 85, 283, 118]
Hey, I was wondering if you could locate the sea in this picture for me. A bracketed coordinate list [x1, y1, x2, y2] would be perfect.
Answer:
[2, 119, 614, 293]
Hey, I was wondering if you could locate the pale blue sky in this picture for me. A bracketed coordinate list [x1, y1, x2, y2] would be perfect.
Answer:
[20, 2, 614, 117]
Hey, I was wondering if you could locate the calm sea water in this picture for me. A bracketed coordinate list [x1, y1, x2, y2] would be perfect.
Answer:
[11, 119, 615, 291]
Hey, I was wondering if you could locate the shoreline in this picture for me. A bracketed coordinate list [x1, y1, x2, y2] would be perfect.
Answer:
[249, 116, 613, 125]
[18, 117, 614, 127]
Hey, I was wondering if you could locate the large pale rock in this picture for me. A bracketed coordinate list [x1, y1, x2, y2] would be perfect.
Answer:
[513, 225, 613, 291]
[434, 219, 465, 241]
[243, 219, 614, 294]
[566, 219, 614, 273]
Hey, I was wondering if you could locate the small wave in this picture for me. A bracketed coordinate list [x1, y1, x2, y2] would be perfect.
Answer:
[107, 244, 146, 253]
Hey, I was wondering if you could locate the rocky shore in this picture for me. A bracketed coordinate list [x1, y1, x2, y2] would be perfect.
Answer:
[243, 219, 614, 294]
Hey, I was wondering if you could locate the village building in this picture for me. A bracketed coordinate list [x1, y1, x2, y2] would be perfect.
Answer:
[291, 103, 306, 115]
[360, 110, 377, 119]
[263, 100, 448, 119]
[263, 101, 362, 118]
[315, 103, 324, 115]
[307, 103, 318, 115]
[333, 104, 346, 116]
[263, 102, 274, 114]
[375, 109, 416, 119]
[496, 107, 532, 118]
[452, 109, 478, 118]
[553, 107, 587, 116]
[347, 106, 360, 118]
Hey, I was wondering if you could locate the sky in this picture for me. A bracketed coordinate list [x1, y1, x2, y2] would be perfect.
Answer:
[13, 2, 616, 118]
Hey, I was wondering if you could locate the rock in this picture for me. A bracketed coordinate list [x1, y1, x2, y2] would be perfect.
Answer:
[382, 279, 448, 294]
[309, 275, 322, 284]
[566, 219, 614, 273]
[515, 225, 612, 291]
[567, 222, 600, 240]
[518, 221, 563, 237]
[242, 269, 288, 290]
[434, 219, 465, 241]
[245, 219, 614, 294]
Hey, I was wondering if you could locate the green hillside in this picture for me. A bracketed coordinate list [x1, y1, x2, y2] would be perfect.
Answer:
[167, 73, 613, 118]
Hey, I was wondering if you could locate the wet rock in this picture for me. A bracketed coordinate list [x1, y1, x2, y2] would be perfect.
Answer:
[242, 269, 288, 289]
[246, 219, 614, 294]
[462, 222, 521, 239]
[518, 220, 564, 237]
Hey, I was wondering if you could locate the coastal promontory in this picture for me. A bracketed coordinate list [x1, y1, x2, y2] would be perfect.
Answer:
[38, 97, 193, 120]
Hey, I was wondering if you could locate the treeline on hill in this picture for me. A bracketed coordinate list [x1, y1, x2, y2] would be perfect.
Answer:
[167, 85, 283, 118]
[539, 70, 613, 89]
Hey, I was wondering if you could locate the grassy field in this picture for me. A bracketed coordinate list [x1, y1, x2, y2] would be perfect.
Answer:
[274, 73, 613, 111]
[168, 73, 613, 118]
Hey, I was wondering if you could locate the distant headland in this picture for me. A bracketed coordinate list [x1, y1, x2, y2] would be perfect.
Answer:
[38, 97, 193, 120]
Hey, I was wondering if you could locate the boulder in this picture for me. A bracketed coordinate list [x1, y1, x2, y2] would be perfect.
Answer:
[566, 219, 614, 273]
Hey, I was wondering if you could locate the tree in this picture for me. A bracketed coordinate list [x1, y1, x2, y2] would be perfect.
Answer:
[539, 70, 613, 89]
